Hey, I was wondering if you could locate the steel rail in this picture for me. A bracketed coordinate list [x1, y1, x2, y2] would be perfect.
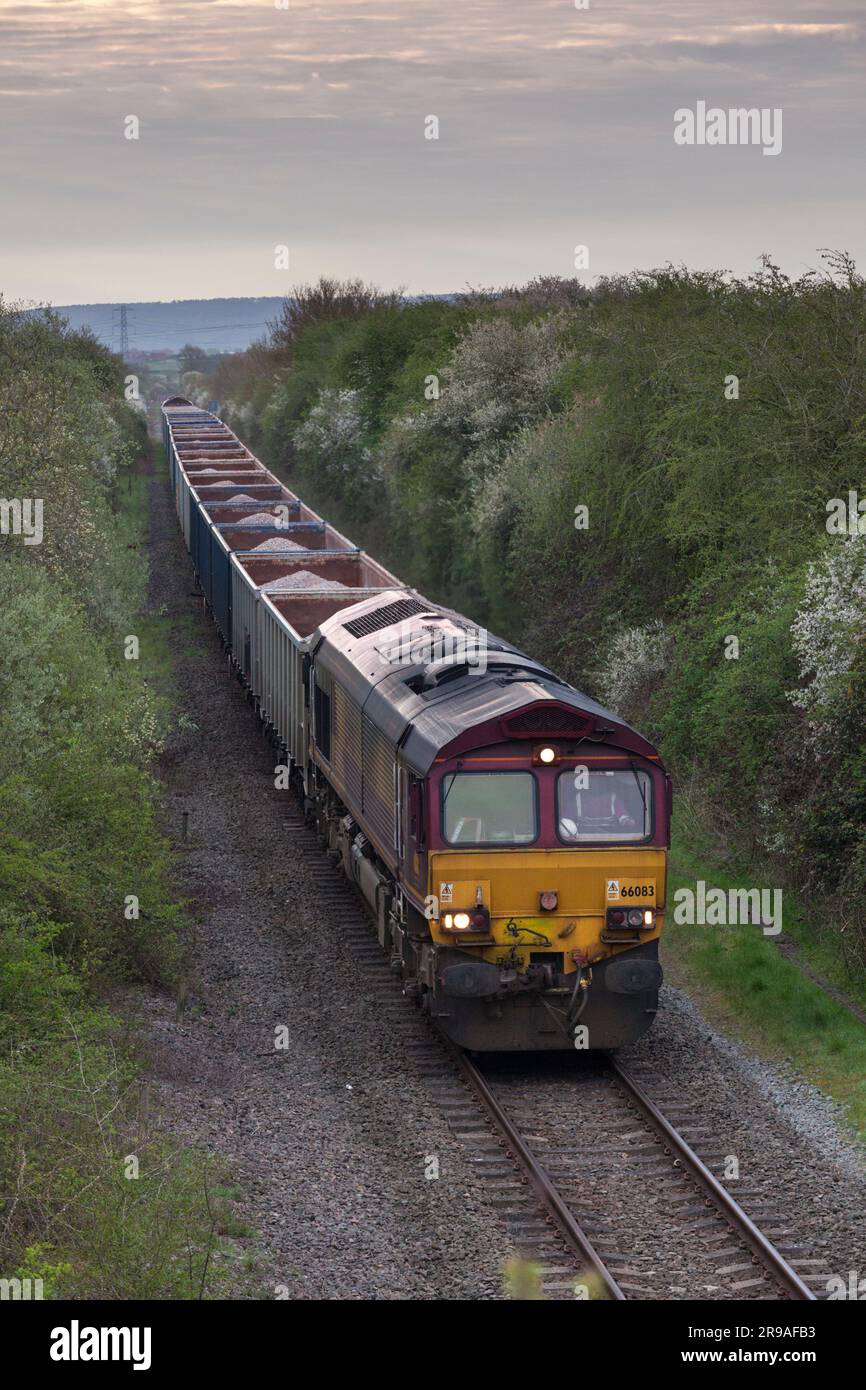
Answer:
[444, 1040, 626, 1300]
[292, 787, 814, 1303]
[610, 1058, 817, 1301]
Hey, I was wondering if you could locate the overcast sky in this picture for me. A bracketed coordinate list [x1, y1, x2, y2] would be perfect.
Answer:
[1, 0, 863, 304]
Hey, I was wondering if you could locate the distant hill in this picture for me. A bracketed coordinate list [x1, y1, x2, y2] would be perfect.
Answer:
[48, 298, 285, 354]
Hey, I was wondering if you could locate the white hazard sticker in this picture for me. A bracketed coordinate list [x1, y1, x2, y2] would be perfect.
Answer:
[439, 882, 453, 903]
[606, 879, 620, 900]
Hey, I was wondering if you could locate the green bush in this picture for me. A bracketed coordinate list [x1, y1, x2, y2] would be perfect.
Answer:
[0, 301, 227, 1297]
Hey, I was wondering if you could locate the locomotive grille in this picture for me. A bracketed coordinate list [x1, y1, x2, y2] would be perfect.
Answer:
[343, 597, 429, 638]
[502, 707, 591, 737]
[362, 716, 395, 849]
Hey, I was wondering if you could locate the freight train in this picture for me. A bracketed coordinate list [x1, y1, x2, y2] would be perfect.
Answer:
[162, 397, 670, 1051]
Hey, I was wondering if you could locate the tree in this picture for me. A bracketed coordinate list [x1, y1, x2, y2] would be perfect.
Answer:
[267, 277, 404, 359]
[178, 344, 209, 375]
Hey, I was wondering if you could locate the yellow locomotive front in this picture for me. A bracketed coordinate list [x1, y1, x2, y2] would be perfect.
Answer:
[422, 728, 669, 1051]
[307, 595, 669, 1053]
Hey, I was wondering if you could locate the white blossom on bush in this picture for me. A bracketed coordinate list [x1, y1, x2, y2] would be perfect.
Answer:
[756, 796, 791, 856]
[375, 411, 435, 483]
[220, 397, 256, 432]
[259, 381, 294, 445]
[237, 399, 257, 431]
[788, 536, 866, 736]
[594, 621, 670, 720]
[70, 400, 125, 484]
[220, 396, 246, 431]
[472, 458, 511, 531]
[293, 388, 370, 476]
[118, 689, 165, 762]
[435, 313, 567, 463]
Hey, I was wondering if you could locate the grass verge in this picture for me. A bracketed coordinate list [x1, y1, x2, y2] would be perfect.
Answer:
[664, 826, 866, 1145]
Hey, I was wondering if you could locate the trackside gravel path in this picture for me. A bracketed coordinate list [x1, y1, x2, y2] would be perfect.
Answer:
[136, 456, 512, 1300]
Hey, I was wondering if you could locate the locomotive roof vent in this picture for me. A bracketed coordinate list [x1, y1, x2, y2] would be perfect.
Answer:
[342, 596, 429, 638]
[501, 705, 593, 738]
[417, 656, 552, 693]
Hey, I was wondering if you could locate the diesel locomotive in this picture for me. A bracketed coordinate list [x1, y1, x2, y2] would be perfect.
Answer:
[163, 397, 669, 1051]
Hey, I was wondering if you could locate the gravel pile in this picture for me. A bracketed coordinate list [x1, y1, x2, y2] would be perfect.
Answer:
[260, 571, 346, 593]
[229, 510, 284, 526]
[251, 537, 304, 552]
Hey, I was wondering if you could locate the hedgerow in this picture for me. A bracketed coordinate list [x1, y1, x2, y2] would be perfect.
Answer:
[0, 301, 229, 1297]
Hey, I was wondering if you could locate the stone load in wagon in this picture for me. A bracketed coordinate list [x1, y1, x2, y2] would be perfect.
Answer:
[233, 510, 288, 526]
[250, 537, 305, 552]
[260, 571, 347, 593]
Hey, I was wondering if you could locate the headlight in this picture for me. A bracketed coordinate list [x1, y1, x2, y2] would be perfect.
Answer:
[533, 744, 558, 765]
[441, 907, 491, 933]
[606, 907, 655, 930]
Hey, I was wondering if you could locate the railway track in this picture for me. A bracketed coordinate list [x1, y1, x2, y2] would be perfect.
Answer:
[450, 1050, 819, 1300]
[276, 791, 826, 1301]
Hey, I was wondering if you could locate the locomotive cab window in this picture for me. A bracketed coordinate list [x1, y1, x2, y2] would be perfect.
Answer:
[557, 768, 652, 843]
[442, 772, 537, 846]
